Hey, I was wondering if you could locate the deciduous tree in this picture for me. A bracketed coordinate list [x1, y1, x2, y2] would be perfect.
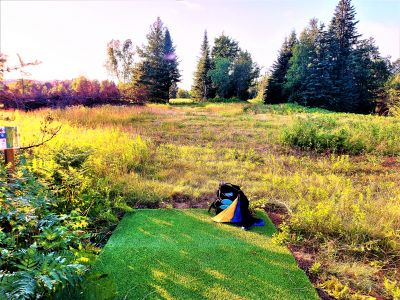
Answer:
[105, 39, 135, 83]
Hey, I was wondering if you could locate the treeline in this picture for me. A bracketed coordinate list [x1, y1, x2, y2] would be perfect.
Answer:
[1, 0, 398, 113]
[1, 17, 260, 109]
[264, 0, 398, 114]
[105, 20, 260, 103]
[0, 77, 125, 110]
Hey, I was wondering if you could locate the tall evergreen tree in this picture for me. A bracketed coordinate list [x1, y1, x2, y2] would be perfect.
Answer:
[350, 38, 390, 112]
[284, 19, 320, 105]
[326, 0, 361, 111]
[164, 28, 181, 99]
[275, 0, 390, 113]
[264, 31, 297, 104]
[191, 30, 212, 101]
[134, 17, 179, 103]
[303, 25, 335, 108]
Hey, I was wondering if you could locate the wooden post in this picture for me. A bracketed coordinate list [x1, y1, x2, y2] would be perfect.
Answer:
[1, 126, 19, 177]
[4, 149, 16, 174]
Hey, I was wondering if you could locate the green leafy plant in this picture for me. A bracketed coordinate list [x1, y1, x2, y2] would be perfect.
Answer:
[0, 159, 94, 299]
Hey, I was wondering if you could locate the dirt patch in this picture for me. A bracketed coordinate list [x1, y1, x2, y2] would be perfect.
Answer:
[263, 203, 289, 226]
[382, 157, 400, 170]
[161, 192, 216, 209]
[264, 206, 334, 300]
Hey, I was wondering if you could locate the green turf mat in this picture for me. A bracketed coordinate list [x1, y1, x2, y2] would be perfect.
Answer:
[82, 209, 318, 300]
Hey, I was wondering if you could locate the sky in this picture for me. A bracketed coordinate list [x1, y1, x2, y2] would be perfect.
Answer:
[1, 0, 399, 90]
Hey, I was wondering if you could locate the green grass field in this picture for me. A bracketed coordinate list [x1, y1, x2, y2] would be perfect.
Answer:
[2, 101, 399, 298]
[82, 210, 318, 300]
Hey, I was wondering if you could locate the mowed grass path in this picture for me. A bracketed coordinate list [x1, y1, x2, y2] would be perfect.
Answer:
[83, 210, 318, 300]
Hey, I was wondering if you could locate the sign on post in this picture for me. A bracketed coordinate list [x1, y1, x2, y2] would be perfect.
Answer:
[1, 126, 19, 176]
[0, 126, 19, 150]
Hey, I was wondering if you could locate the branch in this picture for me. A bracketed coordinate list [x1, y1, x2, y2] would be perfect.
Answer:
[0, 54, 42, 74]
[19, 125, 61, 150]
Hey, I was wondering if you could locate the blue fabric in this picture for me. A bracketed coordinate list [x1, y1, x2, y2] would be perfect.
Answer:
[221, 199, 233, 206]
[223, 192, 233, 198]
[220, 204, 230, 210]
[231, 198, 242, 223]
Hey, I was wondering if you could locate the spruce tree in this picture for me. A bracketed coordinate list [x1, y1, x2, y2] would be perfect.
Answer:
[284, 19, 320, 105]
[164, 28, 181, 100]
[327, 0, 361, 111]
[191, 30, 212, 101]
[134, 17, 179, 103]
[350, 38, 390, 112]
[303, 25, 335, 108]
[264, 31, 297, 104]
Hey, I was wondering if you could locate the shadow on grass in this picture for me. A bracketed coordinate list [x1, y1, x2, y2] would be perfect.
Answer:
[80, 210, 317, 300]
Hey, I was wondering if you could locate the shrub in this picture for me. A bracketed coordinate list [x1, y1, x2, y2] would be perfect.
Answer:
[0, 161, 94, 299]
[281, 115, 400, 155]
[245, 103, 332, 115]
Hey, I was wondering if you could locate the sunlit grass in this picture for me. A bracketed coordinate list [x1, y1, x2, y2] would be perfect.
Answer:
[82, 210, 318, 300]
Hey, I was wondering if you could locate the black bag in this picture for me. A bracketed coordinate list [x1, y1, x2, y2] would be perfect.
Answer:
[208, 182, 259, 228]
[208, 182, 240, 214]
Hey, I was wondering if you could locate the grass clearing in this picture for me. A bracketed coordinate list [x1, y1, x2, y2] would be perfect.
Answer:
[82, 209, 318, 300]
[2, 102, 399, 298]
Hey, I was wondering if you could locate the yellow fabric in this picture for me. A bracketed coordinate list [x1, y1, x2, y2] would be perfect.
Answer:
[212, 199, 238, 223]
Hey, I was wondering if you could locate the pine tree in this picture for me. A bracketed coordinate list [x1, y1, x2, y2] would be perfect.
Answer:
[164, 28, 181, 100]
[303, 25, 335, 108]
[191, 30, 212, 101]
[284, 19, 320, 105]
[327, 0, 361, 111]
[264, 31, 297, 104]
[134, 17, 179, 103]
[350, 38, 390, 112]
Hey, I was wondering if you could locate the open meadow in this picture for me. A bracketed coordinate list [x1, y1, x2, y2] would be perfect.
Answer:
[1, 101, 399, 299]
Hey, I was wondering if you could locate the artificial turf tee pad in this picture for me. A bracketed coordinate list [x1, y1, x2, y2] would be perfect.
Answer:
[83, 209, 318, 300]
